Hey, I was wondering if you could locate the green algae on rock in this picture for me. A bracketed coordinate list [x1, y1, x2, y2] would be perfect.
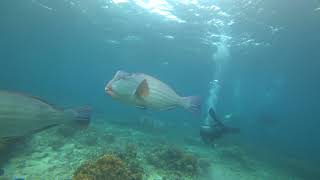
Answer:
[72, 149, 143, 180]
[147, 145, 199, 176]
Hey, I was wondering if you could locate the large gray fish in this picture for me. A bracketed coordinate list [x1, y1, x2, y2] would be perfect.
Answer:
[105, 71, 201, 112]
[0, 91, 91, 138]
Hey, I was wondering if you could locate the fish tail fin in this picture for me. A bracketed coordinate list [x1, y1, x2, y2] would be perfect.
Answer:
[181, 96, 201, 114]
[66, 107, 92, 128]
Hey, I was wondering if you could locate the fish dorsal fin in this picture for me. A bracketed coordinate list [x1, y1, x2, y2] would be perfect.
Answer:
[135, 79, 149, 97]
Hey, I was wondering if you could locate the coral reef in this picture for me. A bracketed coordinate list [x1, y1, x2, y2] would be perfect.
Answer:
[147, 145, 199, 176]
[72, 144, 143, 180]
[2, 120, 306, 179]
[101, 133, 116, 144]
[115, 144, 144, 178]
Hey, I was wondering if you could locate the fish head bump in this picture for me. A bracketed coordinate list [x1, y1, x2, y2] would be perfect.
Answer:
[105, 70, 134, 99]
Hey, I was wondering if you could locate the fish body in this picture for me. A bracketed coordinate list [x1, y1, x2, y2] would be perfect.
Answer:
[105, 71, 200, 112]
[0, 91, 91, 138]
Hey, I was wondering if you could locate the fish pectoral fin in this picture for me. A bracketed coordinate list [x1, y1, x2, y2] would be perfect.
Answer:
[29, 124, 58, 135]
[135, 79, 149, 98]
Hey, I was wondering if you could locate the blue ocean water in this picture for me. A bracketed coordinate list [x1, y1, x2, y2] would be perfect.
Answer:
[0, 0, 320, 179]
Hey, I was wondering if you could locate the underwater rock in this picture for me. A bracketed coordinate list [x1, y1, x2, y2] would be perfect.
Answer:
[183, 137, 203, 146]
[31, 152, 48, 159]
[147, 145, 199, 176]
[56, 126, 79, 138]
[48, 137, 65, 151]
[81, 136, 98, 147]
[198, 158, 212, 174]
[101, 133, 116, 144]
[74, 129, 100, 147]
[218, 146, 252, 169]
[109, 143, 145, 179]
[0, 138, 20, 166]
[123, 144, 137, 159]
[138, 116, 165, 130]
[72, 148, 143, 180]
[28, 128, 67, 151]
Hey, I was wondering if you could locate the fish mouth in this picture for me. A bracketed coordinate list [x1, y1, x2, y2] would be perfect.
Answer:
[106, 89, 114, 96]
[106, 91, 113, 96]
[105, 84, 113, 96]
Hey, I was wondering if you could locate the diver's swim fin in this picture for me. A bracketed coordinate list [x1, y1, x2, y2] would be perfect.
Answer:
[208, 108, 225, 128]
[209, 108, 217, 120]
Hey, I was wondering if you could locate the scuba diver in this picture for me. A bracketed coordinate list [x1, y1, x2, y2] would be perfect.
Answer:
[200, 108, 240, 144]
